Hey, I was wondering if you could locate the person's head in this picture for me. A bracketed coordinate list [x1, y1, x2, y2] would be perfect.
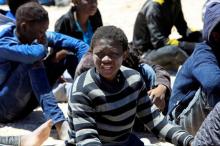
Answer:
[16, 2, 49, 44]
[72, 0, 97, 16]
[203, 2, 220, 46]
[90, 25, 128, 81]
[7, 0, 38, 16]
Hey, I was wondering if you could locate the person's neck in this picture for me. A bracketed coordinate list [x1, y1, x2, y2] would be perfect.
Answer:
[76, 10, 90, 32]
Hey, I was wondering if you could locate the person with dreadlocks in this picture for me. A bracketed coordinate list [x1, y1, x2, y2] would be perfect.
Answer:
[67, 25, 193, 146]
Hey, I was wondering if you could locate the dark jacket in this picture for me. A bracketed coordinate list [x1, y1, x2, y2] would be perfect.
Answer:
[54, 6, 103, 41]
[168, 2, 220, 117]
[132, 0, 188, 54]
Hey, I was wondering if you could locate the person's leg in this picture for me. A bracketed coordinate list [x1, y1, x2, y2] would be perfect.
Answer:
[194, 102, 220, 146]
[44, 54, 77, 86]
[141, 46, 188, 72]
[0, 64, 34, 122]
[28, 62, 69, 140]
[171, 88, 211, 136]
[28, 62, 65, 124]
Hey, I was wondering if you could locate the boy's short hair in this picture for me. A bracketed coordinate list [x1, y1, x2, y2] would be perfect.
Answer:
[90, 25, 128, 52]
[7, 0, 38, 15]
[16, 2, 49, 24]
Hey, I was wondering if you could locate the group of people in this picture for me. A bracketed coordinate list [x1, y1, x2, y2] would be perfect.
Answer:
[0, 0, 220, 146]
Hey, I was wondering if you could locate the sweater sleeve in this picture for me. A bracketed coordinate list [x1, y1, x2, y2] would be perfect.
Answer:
[137, 83, 193, 146]
[68, 76, 102, 146]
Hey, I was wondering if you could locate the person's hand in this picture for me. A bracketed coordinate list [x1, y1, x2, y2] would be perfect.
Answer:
[51, 49, 73, 63]
[148, 84, 167, 111]
[166, 39, 180, 46]
[37, 33, 48, 46]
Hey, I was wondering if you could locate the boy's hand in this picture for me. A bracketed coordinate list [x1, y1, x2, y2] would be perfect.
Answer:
[37, 33, 48, 46]
[51, 49, 73, 63]
[148, 84, 167, 111]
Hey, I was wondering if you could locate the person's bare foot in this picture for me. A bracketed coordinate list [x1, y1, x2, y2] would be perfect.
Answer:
[20, 119, 52, 146]
[55, 120, 70, 140]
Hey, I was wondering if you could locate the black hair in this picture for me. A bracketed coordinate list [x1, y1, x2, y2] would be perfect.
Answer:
[7, 0, 38, 16]
[16, 2, 49, 35]
[16, 2, 48, 23]
[90, 25, 128, 52]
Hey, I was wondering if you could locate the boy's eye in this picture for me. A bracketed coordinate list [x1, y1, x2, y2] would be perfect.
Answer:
[94, 52, 122, 59]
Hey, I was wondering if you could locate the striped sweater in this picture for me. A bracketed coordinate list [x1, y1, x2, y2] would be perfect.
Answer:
[68, 66, 193, 146]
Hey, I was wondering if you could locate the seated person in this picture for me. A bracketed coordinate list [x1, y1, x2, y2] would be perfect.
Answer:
[0, 2, 88, 139]
[168, 1, 220, 136]
[0, 120, 52, 146]
[67, 25, 193, 146]
[75, 49, 171, 113]
[132, 0, 202, 71]
[55, 0, 102, 45]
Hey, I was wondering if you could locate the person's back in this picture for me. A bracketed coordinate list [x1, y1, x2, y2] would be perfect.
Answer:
[168, 1, 220, 136]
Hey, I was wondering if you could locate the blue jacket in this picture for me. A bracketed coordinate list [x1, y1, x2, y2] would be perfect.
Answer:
[168, 2, 220, 115]
[0, 23, 89, 85]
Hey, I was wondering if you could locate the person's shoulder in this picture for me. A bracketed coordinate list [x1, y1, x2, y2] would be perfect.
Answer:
[193, 42, 213, 56]
[121, 66, 142, 79]
[74, 67, 95, 84]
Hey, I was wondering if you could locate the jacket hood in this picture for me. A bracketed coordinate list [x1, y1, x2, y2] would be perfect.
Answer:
[203, 2, 220, 42]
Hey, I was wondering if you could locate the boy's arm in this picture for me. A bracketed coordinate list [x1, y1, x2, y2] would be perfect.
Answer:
[137, 83, 193, 146]
[68, 77, 101, 146]
[192, 48, 220, 102]
[0, 38, 46, 63]
[145, 4, 169, 48]
[151, 64, 171, 93]
[46, 31, 89, 61]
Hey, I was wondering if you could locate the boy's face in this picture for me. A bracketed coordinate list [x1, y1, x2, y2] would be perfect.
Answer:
[18, 20, 49, 44]
[76, 0, 97, 16]
[93, 39, 125, 81]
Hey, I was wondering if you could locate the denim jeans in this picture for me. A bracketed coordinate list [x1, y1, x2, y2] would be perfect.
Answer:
[138, 63, 156, 90]
[170, 88, 212, 136]
[0, 62, 65, 124]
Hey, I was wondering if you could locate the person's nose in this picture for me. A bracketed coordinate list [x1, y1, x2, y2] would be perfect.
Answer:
[102, 55, 112, 62]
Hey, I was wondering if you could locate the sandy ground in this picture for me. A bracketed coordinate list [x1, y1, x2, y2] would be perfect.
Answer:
[0, 0, 206, 145]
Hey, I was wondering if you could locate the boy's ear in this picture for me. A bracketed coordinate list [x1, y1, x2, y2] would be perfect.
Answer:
[123, 50, 128, 60]
[20, 22, 27, 32]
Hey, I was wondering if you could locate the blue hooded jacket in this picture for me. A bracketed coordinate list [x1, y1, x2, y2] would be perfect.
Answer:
[168, 2, 220, 116]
